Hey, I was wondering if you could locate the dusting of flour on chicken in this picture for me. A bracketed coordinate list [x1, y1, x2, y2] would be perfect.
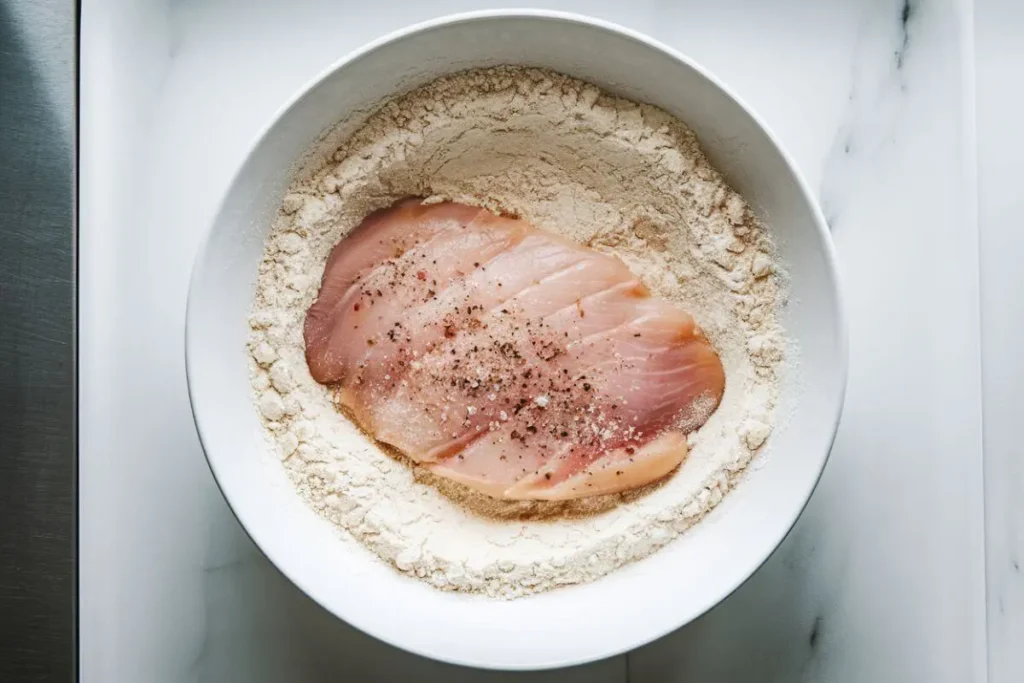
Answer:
[248, 67, 787, 598]
[302, 200, 727, 500]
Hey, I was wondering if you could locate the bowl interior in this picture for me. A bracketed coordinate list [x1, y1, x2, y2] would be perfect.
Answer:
[186, 12, 845, 671]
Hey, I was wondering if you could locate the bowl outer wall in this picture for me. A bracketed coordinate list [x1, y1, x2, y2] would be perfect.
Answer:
[185, 9, 848, 671]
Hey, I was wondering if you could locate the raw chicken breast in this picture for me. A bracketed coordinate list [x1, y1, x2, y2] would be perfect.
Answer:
[304, 199, 725, 500]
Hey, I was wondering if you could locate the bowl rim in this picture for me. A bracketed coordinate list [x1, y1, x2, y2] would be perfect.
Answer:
[185, 7, 849, 671]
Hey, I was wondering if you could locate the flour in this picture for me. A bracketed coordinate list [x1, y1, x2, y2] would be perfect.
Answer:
[247, 67, 787, 598]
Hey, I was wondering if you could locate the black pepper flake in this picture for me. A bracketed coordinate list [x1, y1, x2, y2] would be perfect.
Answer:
[526, 425, 537, 434]
[634, 333, 642, 338]
[625, 447, 636, 455]
[583, 383, 592, 392]
[544, 472, 552, 480]
[366, 339, 375, 346]
[511, 430, 521, 439]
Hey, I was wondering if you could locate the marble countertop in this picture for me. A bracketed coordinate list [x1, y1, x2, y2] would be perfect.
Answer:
[79, 0, 1019, 680]
[977, 2, 1024, 682]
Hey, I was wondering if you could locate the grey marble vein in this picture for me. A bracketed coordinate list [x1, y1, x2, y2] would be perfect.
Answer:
[895, 0, 915, 70]
[819, 0, 921, 231]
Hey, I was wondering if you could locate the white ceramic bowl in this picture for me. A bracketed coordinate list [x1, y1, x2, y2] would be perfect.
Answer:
[186, 10, 847, 671]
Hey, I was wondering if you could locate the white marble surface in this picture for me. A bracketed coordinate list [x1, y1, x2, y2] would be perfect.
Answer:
[80, 0, 991, 680]
[977, 1, 1024, 682]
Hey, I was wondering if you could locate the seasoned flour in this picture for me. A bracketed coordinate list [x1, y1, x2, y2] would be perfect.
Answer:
[248, 67, 786, 598]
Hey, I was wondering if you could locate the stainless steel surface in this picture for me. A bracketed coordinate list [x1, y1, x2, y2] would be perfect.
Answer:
[0, 0, 76, 680]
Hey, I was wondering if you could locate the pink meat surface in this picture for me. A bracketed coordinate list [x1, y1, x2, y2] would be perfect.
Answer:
[304, 199, 726, 500]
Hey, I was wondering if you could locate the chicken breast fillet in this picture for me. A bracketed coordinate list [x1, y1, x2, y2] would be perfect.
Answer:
[304, 198, 725, 500]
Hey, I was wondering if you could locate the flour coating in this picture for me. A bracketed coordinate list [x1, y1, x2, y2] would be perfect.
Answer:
[248, 67, 786, 598]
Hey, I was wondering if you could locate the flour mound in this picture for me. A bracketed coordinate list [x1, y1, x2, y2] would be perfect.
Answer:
[248, 67, 786, 599]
